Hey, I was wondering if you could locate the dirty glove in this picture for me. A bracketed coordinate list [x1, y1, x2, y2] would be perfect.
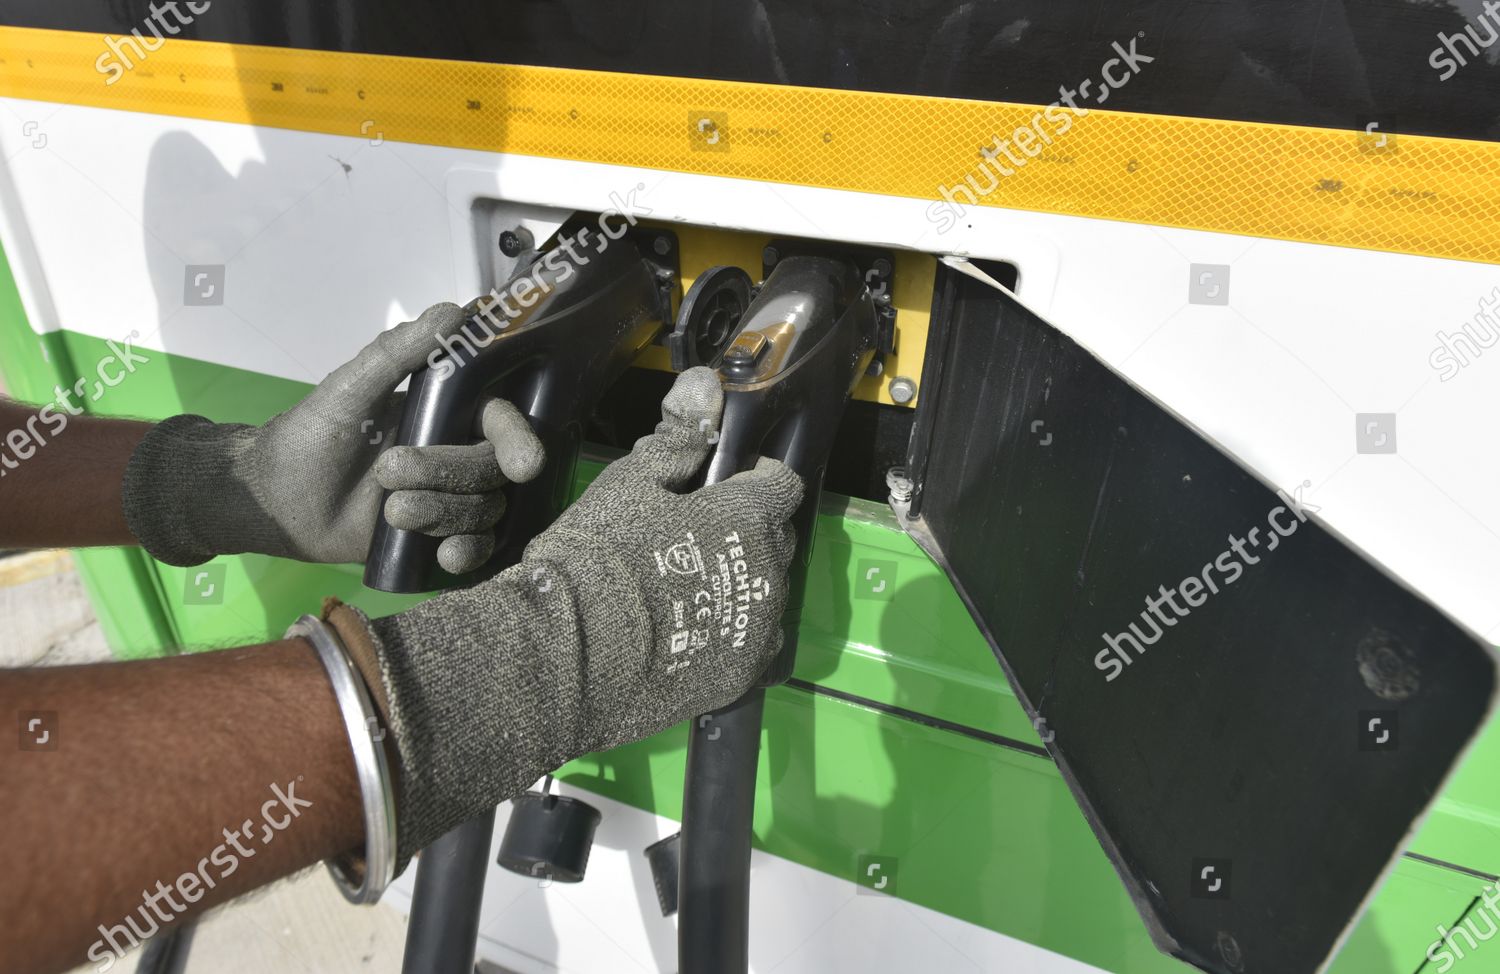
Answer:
[324, 367, 804, 864]
[122, 303, 544, 572]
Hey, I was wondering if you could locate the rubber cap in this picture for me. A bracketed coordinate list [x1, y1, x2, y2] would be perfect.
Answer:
[644, 832, 682, 916]
[496, 791, 602, 884]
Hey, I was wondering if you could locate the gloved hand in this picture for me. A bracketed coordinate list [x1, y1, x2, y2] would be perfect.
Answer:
[324, 367, 803, 864]
[121, 303, 543, 572]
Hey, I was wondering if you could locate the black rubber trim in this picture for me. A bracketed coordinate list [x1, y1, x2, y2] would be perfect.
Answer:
[781, 677, 1052, 759]
[784, 678, 1498, 887]
[1401, 851, 1500, 884]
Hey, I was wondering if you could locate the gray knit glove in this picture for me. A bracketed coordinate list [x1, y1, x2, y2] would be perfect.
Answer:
[122, 303, 544, 571]
[326, 368, 803, 863]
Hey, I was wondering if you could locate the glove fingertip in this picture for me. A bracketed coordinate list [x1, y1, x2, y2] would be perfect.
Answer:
[481, 398, 546, 484]
[437, 533, 495, 574]
[661, 367, 723, 434]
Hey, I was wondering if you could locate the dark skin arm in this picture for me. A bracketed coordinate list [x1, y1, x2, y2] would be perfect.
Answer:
[0, 399, 372, 973]
[0, 638, 366, 974]
[0, 398, 148, 548]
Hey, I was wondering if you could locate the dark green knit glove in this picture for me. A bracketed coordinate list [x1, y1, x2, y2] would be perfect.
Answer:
[331, 367, 803, 863]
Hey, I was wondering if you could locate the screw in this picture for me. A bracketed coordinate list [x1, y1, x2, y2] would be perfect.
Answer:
[865, 358, 885, 378]
[886, 467, 914, 504]
[498, 227, 533, 258]
[872, 257, 893, 279]
[653, 236, 671, 256]
[888, 376, 917, 404]
[763, 245, 779, 267]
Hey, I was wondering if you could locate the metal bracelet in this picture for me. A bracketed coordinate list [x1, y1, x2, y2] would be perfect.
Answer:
[286, 614, 397, 904]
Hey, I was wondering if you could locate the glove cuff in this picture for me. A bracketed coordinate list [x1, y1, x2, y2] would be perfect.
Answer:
[341, 572, 589, 864]
[121, 415, 260, 566]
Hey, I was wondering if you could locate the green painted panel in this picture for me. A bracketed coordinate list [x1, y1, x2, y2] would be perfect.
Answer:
[1327, 859, 1485, 974]
[560, 689, 1487, 973]
[1, 309, 1497, 969]
[70, 547, 179, 657]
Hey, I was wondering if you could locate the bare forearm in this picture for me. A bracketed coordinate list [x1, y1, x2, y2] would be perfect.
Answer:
[0, 639, 365, 974]
[0, 398, 149, 548]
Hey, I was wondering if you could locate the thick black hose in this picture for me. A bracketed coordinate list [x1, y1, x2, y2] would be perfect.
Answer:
[401, 811, 496, 974]
[677, 688, 767, 972]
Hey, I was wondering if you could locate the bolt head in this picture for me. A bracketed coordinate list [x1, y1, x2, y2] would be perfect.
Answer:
[888, 376, 917, 404]
[499, 227, 533, 258]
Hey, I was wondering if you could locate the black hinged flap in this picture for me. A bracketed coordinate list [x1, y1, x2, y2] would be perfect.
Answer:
[901, 261, 1497, 974]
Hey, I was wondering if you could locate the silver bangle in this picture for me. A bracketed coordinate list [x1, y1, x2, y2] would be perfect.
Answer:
[287, 614, 397, 904]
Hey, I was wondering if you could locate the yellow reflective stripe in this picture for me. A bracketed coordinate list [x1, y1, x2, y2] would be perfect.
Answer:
[1, 24, 1496, 266]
